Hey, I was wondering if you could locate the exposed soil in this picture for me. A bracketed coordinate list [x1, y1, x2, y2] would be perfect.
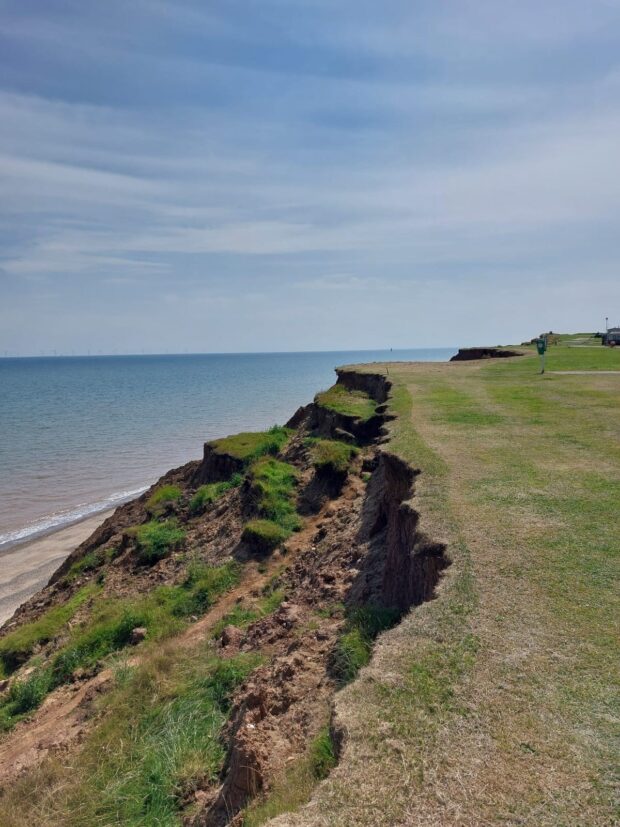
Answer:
[450, 347, 522, 361]
[0, 370, 450, 825]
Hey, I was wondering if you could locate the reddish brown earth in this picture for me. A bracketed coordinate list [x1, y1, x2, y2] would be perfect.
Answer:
[0, 371, 449, 825]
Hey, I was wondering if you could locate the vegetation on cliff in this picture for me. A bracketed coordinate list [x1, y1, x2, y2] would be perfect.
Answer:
[0, 561, 240, 730]
[315, 384, 377, 421]
[2, 339, 616, 825]
[146, 484, 183, 515]
[130, 519, 186, 565]
[209, 425, 290, 462]
[305, 437, 358, 474]
[189, 473, 243, 514]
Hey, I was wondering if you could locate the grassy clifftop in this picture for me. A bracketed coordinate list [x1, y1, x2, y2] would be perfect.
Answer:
[279, 339, 619, 826]
[0, 340, 617, 826]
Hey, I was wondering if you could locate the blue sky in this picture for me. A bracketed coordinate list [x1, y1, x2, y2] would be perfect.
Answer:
[1, 0, 619, 354]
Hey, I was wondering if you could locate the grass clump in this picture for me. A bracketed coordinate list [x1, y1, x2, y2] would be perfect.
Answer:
[0, 669, 54, 729]
[211, 587, 285, 638]
[250, 457, 300, 532]
[242, 520, 290, 553]
[131, 519, 186, 565]
[190, 473, 243, 514]
[210, 425, 290, 463]
[242, 456, 301, 552]
[50, 561, 241, 685]
[152, 560, 242, 621]
[50, 604, 145, 686]
[0, 561, 241, 730]
[146, 484, 183, 515]
[309, 724, 338, 779]
[3, 648, 262, 826]
[315, 384, 377, 421]
[64, 546, 117, 583]
[331, 605, 401, 686]
[0, 583, 99, 675]
[306, 438, 358, 474]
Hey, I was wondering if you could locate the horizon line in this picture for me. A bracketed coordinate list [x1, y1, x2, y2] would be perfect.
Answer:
[0, 345, 460, 360]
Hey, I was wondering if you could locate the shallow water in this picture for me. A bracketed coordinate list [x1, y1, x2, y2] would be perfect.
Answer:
[0, 349, 454, 550]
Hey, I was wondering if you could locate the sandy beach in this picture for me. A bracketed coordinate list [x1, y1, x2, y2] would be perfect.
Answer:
[0, 511, 112, 626]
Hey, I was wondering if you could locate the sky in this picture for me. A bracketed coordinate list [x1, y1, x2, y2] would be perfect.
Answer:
[1, 0, 619, 355]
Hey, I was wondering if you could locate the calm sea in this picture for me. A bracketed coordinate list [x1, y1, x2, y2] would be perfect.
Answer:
[0, 349, 454, 551]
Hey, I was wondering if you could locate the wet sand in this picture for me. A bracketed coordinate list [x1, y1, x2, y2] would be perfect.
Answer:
[0, 512, 112, 626]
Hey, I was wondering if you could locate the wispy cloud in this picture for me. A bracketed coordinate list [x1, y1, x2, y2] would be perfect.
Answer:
[1, 0, 619, 353]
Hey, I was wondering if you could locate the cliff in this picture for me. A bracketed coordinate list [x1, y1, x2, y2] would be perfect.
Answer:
[0, 367, 448, 826]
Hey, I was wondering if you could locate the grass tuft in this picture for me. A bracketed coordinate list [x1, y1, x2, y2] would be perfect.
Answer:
[331, 605, 401, 686]
[131, 519, 186, 565]
[0, 669, 53, 729]
[189, 472, 243, 514]
[210, 425, 290, 463]
[315, 385, 377, 421]
[249, 457, 300, 532]
[305, 438, 358, 474]
[146, 484, 183, 515]
[242, 519, 290, 553]
[309, 725, 338, 780]
[0, 583, 99, 675]
[64, 546, 118, 584]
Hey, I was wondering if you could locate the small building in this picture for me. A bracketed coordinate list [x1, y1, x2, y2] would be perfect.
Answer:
[602, 327, 620, 346]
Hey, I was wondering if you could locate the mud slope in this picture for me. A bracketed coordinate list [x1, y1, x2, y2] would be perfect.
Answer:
[0, 370, 450, 826]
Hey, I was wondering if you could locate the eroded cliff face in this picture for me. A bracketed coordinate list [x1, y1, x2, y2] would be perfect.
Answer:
[450, 347, 521, 361]
[0, 368, 451, 826]
[360, 451, 448, 611]
[191, 371, 450, 825]
[334, 367, 391, 403]
[192, 444, 244, 485]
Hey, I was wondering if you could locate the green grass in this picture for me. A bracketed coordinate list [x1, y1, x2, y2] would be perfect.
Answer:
[308, 725, 338, 779]
[241, 456, 302, 551]
[211, 587, 285, 638]
[0, 561, 241, 731]
[249, 456, 300, 532]
[331, 605, 401, 686]
[209, 425, 291, 463]
[427, 384, 504, 426]
[189, 473, 243, 514]
[50, 561, 241, 685]
[301, 338, 618, 823]
[242, 519, 290, 553]
[0, 583, 99, 676]
[0, 668, 55, 727]
[1, 647, 262, 826]
[315, 384, 377, 421]
[146, 484, 183, 515]
[305, 438, 358, 474]
[131, 519, 186, 565]
[59, 652, 261, 826]
[63, 546, 118, 583]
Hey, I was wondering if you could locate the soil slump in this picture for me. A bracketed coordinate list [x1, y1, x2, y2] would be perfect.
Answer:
[359, 451, 449, 610]
[0, 369, 451, 825]
[190, 372, 450, 824]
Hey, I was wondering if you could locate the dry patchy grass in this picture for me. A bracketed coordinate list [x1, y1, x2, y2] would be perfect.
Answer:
[274, 345, 619, 826]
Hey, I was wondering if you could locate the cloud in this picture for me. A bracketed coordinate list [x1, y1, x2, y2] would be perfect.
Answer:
[0, 1, 619, 353]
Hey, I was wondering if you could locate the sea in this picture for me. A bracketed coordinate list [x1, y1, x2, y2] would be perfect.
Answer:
[0, 349, 455, 552]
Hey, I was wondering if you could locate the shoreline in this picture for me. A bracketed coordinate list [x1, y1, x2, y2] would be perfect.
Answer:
[0, 510, 112, 626]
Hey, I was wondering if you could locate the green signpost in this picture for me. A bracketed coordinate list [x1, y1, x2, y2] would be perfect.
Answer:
[536, 337, 547, 374]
